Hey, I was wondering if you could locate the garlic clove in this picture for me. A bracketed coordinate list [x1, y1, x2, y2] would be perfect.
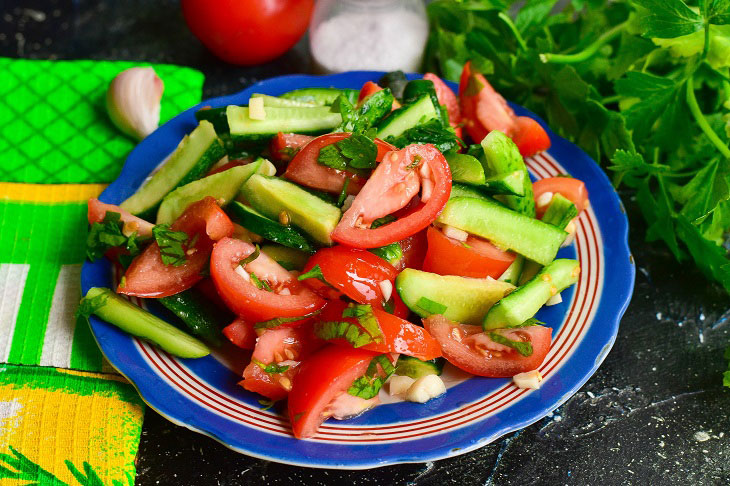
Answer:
[106, 67, 164, 141]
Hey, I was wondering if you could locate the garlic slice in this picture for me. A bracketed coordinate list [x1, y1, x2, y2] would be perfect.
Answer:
[106, 67, 164, 140]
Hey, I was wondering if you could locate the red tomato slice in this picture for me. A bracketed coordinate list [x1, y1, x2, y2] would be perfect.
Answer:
[288, 345, 383, 438]
[358, 81, 401, 110]
[318, 301, 439, 360]
[87, 198, 154, 239]
[513, 116, 551, 158]
[423, 73, 461, 129]
[241, 325, 322, 401]
[283, 133, 395, 195]
[119, 197, 234, 298]
[459, 61, 517, 144]
[422, 226, 515, 279]
[269, 132, 315, 162]
[533, 177, 590, 217]
[331, 144, 452, 248]
[210, 237, 325, 321]
[222, 317, 256, 349]
[424, 315, 552, 377]
[300, 246, 398, 307]
[393, 229, 428, 271]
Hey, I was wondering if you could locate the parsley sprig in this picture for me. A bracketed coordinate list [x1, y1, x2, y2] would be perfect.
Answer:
[86, 211, 141, 262]
[317, 133, 378, 171]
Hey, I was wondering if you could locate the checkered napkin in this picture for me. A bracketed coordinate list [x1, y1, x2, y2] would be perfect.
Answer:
[0, 57, 205, 485]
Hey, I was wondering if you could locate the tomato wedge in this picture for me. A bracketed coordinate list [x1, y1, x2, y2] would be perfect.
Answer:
[424, 315, 552, 377]
[269, 132, 315, 162]
[210, 237, 325, 321]
[119, 197, 233, 298]
[241, 325, 322, 401]
[288, 345, 383, 438]
[533, 177, 590, 217]
[318, 301, 440, 360]
[222, 317, 256, 350]
[331, 144, 452, 248]
[391, 229, 428, 271]
[299, 246, 398, 306]
[422, 226, 516, 279]
[513, 116, 551, 158]
[283, 133, 395, 195]
[459, 60, 517, 144]
[423, 73, 461, 132]
[88, 198, 154, 239]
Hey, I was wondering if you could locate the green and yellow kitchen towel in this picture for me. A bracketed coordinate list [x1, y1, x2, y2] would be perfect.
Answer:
[0, 57, 205, 484]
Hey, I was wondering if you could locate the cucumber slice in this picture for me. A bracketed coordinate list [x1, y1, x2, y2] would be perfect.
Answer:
[369, 243, 403, 267]
[376, 95, 438, 139]
[446, 153, 486, 186]
[518, 260, 542, 286]
[396, 269, 514, 325]
[158, 289, 225, 346]
[195, 107, 229, 134]
[483, 259, 580, 330]
[226, 201, 316, 253]
[120, 120, 225, 219]
[82, 287, 210, 358]
[279, 87, 359, 106]
[156, 158, 272, 225]
[395, 355, 445, 378]
[249, 93, 318, 107]
[498, 256, 525, 286]
[260, 244, 310, 271]
[437, 197, 566, 266]
[542, 193, 578, 230]
[481, 131, 535, 216]
[483, 171, 526, 196]
[239, 175, 341, 245]
[450, 183, 492, 202]
[227, 105, 342, 142]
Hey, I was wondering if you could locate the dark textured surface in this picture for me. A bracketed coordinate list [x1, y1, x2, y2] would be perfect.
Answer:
[3, 1, 729, 484]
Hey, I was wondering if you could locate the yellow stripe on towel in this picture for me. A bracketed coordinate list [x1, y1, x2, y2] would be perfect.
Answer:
[0, 183, 107, 203]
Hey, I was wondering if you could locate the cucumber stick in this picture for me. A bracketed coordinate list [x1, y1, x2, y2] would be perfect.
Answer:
[158, 289, 224, 346]
[280, 87, 359, 106]
[483, 259, 580, 330]
[376, 95, 438, 139]
[249, 93, 318, 107]
[481, 130, 535, 217]
[120, 120, 225, 219]
[445, 153, 485, 186]
[239, 175, 341, 245]
[156, 158, 275, 225]
[260, 244, 311, 271]
[437, 197, 566, 266]
[542, 193, 578, 230]
[82, 287, 210, 358]
[227, 201, 316, 253]
[227, 105, 341, 142]
[395, 356, 445, 378]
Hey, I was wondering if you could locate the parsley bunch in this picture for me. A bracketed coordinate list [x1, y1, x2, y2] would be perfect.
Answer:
[425, 0, 730, 293]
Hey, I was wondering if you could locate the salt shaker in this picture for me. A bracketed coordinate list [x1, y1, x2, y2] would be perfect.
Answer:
[309, 0, 429, 74]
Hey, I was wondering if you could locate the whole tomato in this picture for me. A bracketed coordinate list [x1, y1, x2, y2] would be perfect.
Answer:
[181, 0, 315, 66]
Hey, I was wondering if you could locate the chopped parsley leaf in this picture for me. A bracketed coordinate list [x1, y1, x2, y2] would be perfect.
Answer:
[336, 133, 378, 169]
[317, 144, 348, 170]
[86, 211, 141, 262]
[314, 321, 373, 348]
[488, 332, 533, 357]
[152, 224, 189, 267]
[250, 272, 272, 291]
[348, 354, 395, 399]
[252, 358, 290, 374]
[297, 264, 330, 286]
[342, 304, 382, 342]
[239, 244, 260, 267]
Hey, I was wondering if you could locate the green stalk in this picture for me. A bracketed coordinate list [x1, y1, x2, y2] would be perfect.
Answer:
[540, 21, 626, 64]
[498, 12, 527, 51]
[686, 76, 730, 160]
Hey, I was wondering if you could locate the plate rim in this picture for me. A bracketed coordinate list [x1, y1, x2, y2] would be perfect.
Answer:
[81, 70, 635, 469]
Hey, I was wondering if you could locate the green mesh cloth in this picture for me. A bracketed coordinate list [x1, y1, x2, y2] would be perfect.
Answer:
[0, 57, 204, 184]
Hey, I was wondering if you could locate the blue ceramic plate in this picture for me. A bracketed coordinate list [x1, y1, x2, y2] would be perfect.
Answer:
[81, 72, 634, 469]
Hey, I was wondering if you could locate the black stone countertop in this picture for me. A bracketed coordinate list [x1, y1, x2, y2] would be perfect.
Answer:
[3, 1, 729, 484]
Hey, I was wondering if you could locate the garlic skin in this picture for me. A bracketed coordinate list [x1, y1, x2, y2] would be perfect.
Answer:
[106, 67, 164, 140]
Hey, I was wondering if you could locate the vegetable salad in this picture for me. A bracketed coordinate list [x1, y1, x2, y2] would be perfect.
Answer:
[80, 66, 588, 439]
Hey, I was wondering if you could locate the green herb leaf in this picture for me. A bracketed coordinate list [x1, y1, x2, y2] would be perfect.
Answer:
[252, 358, 290, 374]
[416, 297, 448, 315]
[371, 214, 397, 229]
[75, 291, 109, 320]
[239, 245, 261, 267]
[250, 272, 273, 292]
[152, 224, 189, 267]
[488, 332, 534, 356]
[336, 133, 378, 169]
[514, 317, 545, 327]
[314, 321, 374, 347]
[86, 211, 141, 262]
[337, 89, 395, 133]
[342, 304, 382, 342]
[382, 299, 395, 314]
[386, 118, 462, 154]
[634, 0, 704, 39]
[337, 178, 351, 207]
[297, 264, 330, 286]
[347, 354, 395, 399]
[317, 144, 348, 170]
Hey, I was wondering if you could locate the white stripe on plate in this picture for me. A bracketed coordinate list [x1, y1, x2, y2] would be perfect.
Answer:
[39, 264, 82, 368]
[0, 264, 30, 362]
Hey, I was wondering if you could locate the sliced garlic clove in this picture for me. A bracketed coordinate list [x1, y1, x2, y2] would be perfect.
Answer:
[106, 67, 164, 141]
